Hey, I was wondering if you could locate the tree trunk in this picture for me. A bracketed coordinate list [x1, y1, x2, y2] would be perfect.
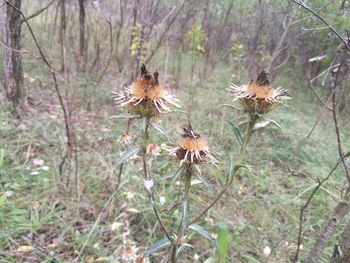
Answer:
[307, 196, 350, 263]
[2, 0, 24, 111]
[59, 0, 66, 73]
[330, 217, 350, 263]
[78, 0, 86, 71]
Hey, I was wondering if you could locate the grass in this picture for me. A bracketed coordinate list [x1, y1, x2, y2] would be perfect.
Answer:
[0, 56, 350, 263]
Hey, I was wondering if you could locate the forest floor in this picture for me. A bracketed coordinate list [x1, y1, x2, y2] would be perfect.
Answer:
[1, 65, 350, 263]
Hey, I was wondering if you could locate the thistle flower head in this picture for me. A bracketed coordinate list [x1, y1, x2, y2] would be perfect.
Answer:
[113, 64, 180, 118]
[122, 245, 138, 261]
[119, 134, 130, 144]
[229, 70, 290, 115]
[147, 143, 160, 156]
[170, 124, 217, 166]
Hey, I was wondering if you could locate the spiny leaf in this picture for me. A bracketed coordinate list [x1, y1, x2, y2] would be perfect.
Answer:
[194, 165, 213, 197]
[222, 104, 242, 111]
[176, 243, 194, 258]
[226, 155, 234, 184]
[181, 201, 189, 236]
[253, 118, 282, 131]
[234, 164, 249, 173]
[108, 114, 140, 120]
[263, 117, 282, 130]
[142, 117, 148, 132]
[160, 165, 184, 180]
[143, 237, 172, 258]
[227, 120, 243, 145]
[189, 224, 216, 247]
[217, 223, 229, 263]
[236, 119, 250, 128]
[253, 120, 271, 130]
[150, 122, 172, 141]
[115, 146, 140, 167]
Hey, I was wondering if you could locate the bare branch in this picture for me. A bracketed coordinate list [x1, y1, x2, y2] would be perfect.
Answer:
[290, 0, 350, 53]
[21, 0, 56, 23]
[293, 154, 346, 262]
[3, 0, 77, 182]
[144, 0, 187, 64]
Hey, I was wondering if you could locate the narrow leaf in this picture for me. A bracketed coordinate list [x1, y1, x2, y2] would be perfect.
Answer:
[160, 165, 184, 180]
[176, 243, 194, 257]
[189, 224, 216, 247]
[235, 119, 250, 128]
[264, 117, 282, 130]
[226, 155, 234, 184]
[143, 237, 171, 258]
[253, 118, 282, 131]
[227, 120, 243, 145]
[194, 165, 213, 197]
[222, 104, 242, 111]
[150, 122, 172, 141]
[234, 164, 249, 173]
[108, 114, 139, 120]
[181, 201, 189, 236]
[253, 120, 271, 131]
[142, 117, 148, 132]
[217, 224, 229, 263]
[115, 146, 140, 167]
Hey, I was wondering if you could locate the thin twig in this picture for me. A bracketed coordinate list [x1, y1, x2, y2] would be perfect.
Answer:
[190, 115, 259, 225]
[293, 155, 345, 262]
[21, 0, 56, 23]
[3, 0, 77, 183]
[88, 18, 113, 109]
[331, 63, 350, 183]
[142, 119, 173, 244]
[307, 79, 333, 111]
[290, 0, 350, 53]
[144, 0, 187, 64]
[0, 42, 41, 59]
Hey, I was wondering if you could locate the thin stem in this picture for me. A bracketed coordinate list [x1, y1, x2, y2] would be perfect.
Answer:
[142, 120, 150, 180]
[171, 165, 193, 263]
[293, 155, 345, 263]
[290, 0, 350, 53]
[170, 244, 177, 263]
[141, 117, 173, 244]
[189, 115, 258, 225]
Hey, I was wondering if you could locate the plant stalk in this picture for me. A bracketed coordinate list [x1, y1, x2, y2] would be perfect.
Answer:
[189, 115, 259, 225]
[141, 117, 173, 244]
[171, 165, 193, 263]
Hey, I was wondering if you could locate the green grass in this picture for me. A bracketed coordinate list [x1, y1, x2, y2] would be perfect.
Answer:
[1, 57, 349, 263]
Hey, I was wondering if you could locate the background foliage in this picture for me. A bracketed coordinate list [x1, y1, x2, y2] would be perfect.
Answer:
[1, 0, 350, 262]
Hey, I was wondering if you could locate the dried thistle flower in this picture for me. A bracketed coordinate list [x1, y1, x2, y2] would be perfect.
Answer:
[170, 124, 217, 166]
[134, 255, 147, 263]
[122, 245, 139, 261]
[146, 143, 160, 156]
[123, 245, 137, 256]
[119, 134, 130, 144]
[229, 70, 290, 115]
[113, 64, 180, 118]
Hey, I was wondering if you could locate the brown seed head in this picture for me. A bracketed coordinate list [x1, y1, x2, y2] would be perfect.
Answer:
[173, 124, 217, 165]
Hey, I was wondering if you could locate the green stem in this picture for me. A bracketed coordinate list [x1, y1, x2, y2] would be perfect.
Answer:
[171, 165, 193, 263]
[142, 119, 150, 180]
[141, 117, 173, 244]
[238, 114, 259, 164]
[189, 115, 259, 225]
